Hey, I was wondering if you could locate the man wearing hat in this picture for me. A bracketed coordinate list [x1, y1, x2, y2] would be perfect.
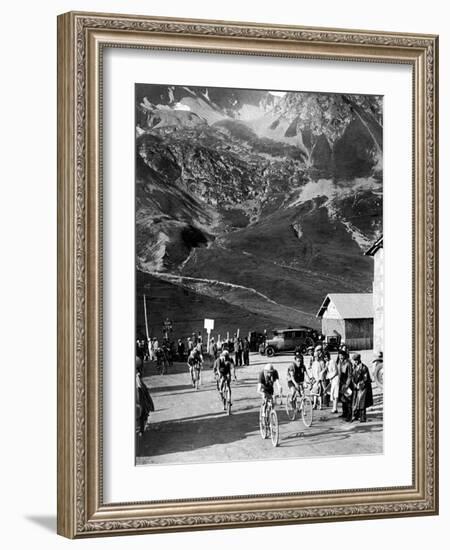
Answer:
[337, 348, 353, 421]
[351, 353, 373, 422]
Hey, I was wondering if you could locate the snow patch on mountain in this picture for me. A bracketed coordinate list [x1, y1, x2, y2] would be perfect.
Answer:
[292, 222, 303, 239]
[289, 179, 337, 207]
[138, 232, 170, 272]
[340, 220, 372, 250]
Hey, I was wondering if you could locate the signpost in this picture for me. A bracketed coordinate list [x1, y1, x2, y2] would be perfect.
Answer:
[204, 318, 214, 355]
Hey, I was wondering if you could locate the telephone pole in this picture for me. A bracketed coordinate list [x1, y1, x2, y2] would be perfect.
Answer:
[143, 294, 149, 340]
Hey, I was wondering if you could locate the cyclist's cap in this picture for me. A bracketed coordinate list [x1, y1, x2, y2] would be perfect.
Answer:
[221, 350, 230, 357]
[264, 363, 275, 372]
[314, 345, 323, 352]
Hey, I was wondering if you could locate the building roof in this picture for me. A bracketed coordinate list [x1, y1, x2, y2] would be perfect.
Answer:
[316, 293, 374, 319]
[365, 235, 383, 256]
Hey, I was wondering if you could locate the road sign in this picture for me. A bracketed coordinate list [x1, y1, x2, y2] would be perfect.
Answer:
[204, 318, 214, 332]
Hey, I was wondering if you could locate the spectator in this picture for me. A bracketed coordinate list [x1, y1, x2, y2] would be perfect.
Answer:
[326, 356, 340, 413]
[304, 346, 314, 379]
[351, 353, 373, 422]
[243, 337, 250, 366]
[136, 338, 145, 364]
[136, 356, 154, 436]
[311, 346, 327, 410]
[337, 349, 353, 421]
[187, 337, 194, 354]
[177, 339, 185, 361]
[235, 337, 243, 367]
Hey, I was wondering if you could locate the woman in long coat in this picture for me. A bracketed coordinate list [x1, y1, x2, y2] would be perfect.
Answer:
[351, 353, 373, 422]
[136, 356, 154, 435]
[337, 349, 353, 421]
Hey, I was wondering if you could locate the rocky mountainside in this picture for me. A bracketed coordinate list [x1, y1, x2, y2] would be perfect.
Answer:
[135, 84, 382, 337]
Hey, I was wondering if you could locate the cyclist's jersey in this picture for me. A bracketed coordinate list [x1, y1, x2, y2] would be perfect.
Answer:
[287, 363, 306, 384]
[258, 370, 279, 395]
[187, 352, 202, 368]
[213, 358, 232, 377]
[219, 361, 232, 377]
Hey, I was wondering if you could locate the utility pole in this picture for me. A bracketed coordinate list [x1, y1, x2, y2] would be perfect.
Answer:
[143, 294, 149, 340]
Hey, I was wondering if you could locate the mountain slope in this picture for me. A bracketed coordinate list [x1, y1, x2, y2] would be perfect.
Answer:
[135, 85, 383, 336]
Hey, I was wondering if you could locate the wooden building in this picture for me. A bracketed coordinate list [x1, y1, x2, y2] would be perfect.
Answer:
[365, 235, 383, 353]
[317, 293, 374, 351]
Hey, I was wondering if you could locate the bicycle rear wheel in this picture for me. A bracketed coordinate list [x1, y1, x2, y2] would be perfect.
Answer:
[195, 369, 201, 390]
[259, 405, 268, 439]
[285, 394, 297, 421]
[301, 396, 313, 427]
[270, 410, 279, 447]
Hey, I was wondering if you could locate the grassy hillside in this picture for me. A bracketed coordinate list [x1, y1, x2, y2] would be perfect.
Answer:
[136, 270, 307, 341]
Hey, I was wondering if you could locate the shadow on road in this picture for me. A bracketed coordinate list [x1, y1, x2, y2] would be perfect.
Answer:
[150, 383, 194, 394]
[137, 408, 261, 458]
[281, 407, 383, 448]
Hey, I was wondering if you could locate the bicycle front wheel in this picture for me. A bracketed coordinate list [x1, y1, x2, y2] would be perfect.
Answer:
[301, 396, 313, 427]
[285, 394, 297, 421]
[259, 405, 268, 439]
[270, 410, 279, 447]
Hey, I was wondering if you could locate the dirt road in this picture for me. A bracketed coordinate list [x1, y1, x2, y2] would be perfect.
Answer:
[136, 352, 383, 465]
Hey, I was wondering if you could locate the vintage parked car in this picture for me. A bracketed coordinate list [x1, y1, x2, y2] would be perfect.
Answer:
[264, 327, 319, 356]
[322, 334, 341, 351]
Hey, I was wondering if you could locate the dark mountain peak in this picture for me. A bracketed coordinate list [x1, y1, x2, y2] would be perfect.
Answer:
[135, 84, 382, 320]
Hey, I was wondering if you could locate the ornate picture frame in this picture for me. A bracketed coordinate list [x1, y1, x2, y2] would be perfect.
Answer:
[57, 11, 438, 538]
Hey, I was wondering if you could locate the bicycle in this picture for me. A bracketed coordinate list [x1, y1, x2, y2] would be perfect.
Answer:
[192, 364, 201, 390]
[156, 348, 171, 375]
[217, 376, 232, 415]
[259, 394, 279, 447]
[285, 383, 313, 427]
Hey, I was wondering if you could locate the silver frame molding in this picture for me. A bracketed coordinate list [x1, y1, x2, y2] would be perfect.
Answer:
[57, 11, 439, 538]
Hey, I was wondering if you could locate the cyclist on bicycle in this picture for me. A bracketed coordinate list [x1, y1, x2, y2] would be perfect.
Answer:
[213, 350, 233, 410]
[257, 363, 282, 413]
[187, 348, 203, 387]
[287, 352, 308, 405]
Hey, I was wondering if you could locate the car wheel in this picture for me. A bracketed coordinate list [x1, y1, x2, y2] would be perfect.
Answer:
[373, 363, 384, 388]
[266, 346, 275, 357]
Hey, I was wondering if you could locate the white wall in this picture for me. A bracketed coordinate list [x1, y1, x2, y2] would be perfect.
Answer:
[0, 0, 447, 547]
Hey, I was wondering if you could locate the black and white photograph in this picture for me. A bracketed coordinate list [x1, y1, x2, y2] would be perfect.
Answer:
[134, 83, 384, 465]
